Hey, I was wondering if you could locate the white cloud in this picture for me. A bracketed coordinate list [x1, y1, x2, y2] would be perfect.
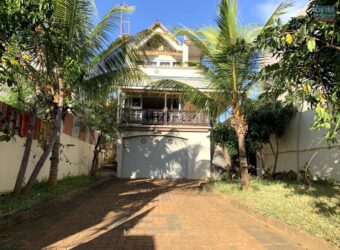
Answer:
[256, 0, 308, 23]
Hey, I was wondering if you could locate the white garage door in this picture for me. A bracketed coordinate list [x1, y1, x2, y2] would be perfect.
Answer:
[122, 136, 188, 179]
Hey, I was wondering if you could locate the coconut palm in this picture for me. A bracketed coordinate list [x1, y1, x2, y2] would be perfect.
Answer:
[17, 0, 148, 194]
[152, 0, 290, 187]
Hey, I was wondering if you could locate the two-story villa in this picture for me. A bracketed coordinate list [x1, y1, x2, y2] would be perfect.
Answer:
[116, 22, 211, 179]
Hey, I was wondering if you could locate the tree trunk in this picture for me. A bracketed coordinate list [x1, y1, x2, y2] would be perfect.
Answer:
[230, 114, 250, 188]
[12, 108, 37, 197]
[237, 132, 250, 188]
[22, 106, 62, 195]
[22, 68, 65, 195]
[48, 133, 60, 186]
[90, 132, 102, 176]
[222, 147, 233, 182]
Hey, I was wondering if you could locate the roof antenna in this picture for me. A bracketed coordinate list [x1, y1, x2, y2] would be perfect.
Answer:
[120, 3, 131, 37]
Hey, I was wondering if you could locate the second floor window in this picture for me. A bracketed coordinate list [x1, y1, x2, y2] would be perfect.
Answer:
[160, 62, 171, 67]
[146, 61, 157, 66]
[131, 97, 142, 108]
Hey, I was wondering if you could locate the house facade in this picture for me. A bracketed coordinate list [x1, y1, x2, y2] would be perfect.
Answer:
[116, 22, 211, 179]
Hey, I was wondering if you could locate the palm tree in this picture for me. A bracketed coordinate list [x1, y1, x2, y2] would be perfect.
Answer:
[19, 0, 147, 194]
[152, 0, 290, 188]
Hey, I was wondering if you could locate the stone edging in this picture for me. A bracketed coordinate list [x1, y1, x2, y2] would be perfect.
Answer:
[0, 177, 112, 233]
[203, 185, 333, 250]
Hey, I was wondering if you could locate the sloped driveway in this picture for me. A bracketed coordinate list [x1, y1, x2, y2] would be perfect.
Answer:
[0, 179, 305, 249]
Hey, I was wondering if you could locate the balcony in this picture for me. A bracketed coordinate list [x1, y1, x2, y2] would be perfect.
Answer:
[120, 109, 209, 126]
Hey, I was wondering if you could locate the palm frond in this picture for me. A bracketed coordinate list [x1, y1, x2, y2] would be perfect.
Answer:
[54, 0, 94, 58]
[148, 79, 226, 117]
[174, 26, 215, 58]
[217, 0, 238, 46]
[89, 4, 134, 55]
[81, 67, 146, 100]
[264, 2, 293, 28]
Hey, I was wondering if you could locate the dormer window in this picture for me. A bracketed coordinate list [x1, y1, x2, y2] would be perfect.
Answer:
[160, 62, 171, 67]
[146, 61, 157, 66]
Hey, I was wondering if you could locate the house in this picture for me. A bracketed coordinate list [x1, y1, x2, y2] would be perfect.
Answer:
[116, 22, 211, 179]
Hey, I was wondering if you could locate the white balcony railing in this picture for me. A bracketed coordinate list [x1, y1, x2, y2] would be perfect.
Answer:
[120, 109, 209, 126]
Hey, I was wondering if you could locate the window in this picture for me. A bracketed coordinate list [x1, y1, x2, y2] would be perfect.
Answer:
[146, 61, 157, 66]
[131, 97, 142, 108]
[160, 62, 171, 67]
[172, 97, 180, 110]
[173, 62, 181, 67]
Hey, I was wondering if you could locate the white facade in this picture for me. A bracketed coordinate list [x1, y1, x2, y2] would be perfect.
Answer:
[117, 22, 211, 180]
[117, 128, 211, 179]
[258, 103, 340, 181]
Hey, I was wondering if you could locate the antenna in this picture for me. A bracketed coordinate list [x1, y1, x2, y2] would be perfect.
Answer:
[119, 3, 130, 37]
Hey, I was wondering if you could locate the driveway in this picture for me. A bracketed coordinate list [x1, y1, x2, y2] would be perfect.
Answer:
[0, 179, 305, 249]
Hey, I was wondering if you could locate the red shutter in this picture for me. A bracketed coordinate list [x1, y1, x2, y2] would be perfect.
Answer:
[33, 118, 42, 140]
[63, 113, 74, 136]
[20, 113, 29, 137]
[89, 128, 95, 144]
[79, 124, 86, 141]
[0, 102, 3, 117]
[16, 114, 22, 135]
[1, 103, 7, 118]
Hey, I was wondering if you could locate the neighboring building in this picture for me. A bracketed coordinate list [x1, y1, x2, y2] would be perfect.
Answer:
[116, 22, 211, 179]
[0, 102, 96, 192]
[258, 101, 340, 181]
[257, 5, 340, 181]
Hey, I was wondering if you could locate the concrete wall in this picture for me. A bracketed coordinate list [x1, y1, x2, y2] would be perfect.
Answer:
[259, 108, 340, 181]
[0, 133, 94, 192]
[117, 128, 211, 179]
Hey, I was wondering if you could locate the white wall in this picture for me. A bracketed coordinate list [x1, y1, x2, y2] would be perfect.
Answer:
[0, 134, 94, 192]
[117, 129, 211, 179]
[259, 109, 340, 181]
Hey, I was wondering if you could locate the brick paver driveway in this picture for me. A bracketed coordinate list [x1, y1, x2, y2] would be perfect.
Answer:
[0, 179, 305, 250]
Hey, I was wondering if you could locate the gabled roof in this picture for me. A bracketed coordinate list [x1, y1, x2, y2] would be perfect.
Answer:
[149, 21, 182, 45]
[139, 21, 183, 51]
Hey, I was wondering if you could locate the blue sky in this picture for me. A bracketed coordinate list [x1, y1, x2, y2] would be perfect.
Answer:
[94, 0, 308, 36]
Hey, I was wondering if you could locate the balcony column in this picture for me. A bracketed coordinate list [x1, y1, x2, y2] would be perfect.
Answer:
[164, 93, 168, 125]
[117, 88, 122, 124]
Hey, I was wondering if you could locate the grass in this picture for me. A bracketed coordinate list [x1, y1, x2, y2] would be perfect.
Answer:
[0, 175, 97, 219]
[208, 179, 340, 247]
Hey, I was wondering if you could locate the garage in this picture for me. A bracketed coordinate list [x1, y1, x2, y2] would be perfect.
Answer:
[122, 135, 188, 179]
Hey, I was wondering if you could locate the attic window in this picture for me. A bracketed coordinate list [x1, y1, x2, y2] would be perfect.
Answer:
[160, 62, 171, 67]
[146, 61, 157, 66]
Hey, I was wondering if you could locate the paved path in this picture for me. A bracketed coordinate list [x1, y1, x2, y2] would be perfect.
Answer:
[0, 179, 306, 250]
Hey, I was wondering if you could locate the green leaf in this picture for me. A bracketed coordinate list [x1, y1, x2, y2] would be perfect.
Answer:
[306, 37, 316, 52]
[300, 24, 307, 37]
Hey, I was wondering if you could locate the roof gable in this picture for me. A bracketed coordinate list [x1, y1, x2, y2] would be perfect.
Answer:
[140, 21, 183, 51]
